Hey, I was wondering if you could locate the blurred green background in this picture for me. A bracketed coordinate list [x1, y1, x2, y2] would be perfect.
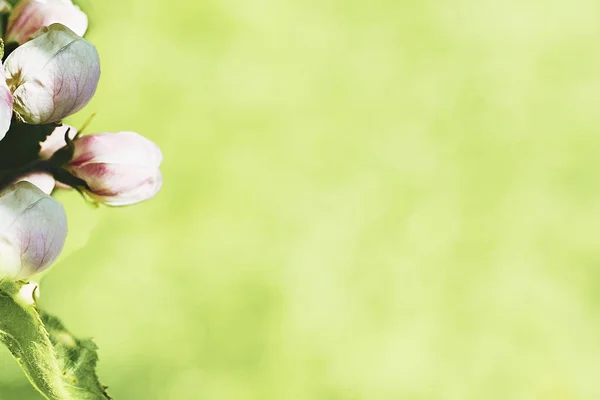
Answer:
[3, 0, 600, 398]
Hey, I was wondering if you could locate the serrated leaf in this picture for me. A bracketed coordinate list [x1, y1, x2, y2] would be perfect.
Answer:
[41, 312, 111, 400]
[0, 281, 110, 400]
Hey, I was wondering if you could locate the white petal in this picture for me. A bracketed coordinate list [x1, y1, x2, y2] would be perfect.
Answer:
[17, 172, 56, 194]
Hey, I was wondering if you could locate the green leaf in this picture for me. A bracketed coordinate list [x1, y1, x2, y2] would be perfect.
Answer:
[0, 281, 111, 400]
[41, 312, 111, 400]
[0, 281, 68, 399]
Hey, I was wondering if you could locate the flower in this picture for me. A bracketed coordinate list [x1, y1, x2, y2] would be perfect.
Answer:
[67, 132, 163, 206]
[4, 23, 100, 124]
[0, 182, 67, 280]
[5, 0, 88, 45]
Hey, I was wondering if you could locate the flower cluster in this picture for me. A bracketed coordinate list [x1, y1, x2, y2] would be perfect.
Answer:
[0, 0, 163, 280]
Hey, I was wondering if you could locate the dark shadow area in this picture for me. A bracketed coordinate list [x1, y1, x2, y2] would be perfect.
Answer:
[0, 118, 56, 169]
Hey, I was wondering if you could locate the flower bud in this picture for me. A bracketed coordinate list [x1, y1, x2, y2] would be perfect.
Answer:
[0, 182, 67, 280]
[67, 132, 162, 206]
[5, 0, 88, 45]
[4, 23, 100, 124]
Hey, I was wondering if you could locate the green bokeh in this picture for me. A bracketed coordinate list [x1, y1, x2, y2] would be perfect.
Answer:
[3, 0, 600, 398]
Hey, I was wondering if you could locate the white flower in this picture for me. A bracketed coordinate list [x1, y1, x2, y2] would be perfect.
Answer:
[4, 23, 100, 124]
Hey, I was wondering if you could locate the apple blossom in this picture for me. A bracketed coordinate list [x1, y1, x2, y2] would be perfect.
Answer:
[67, 132, 162, 206]
[0, 182, 67, 280]
[5, 0, 88, 45]
[4, 23, 100, 124]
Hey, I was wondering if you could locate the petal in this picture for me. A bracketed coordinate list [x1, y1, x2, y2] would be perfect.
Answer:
[81, 165, 163, 206]
[6, 0, 88, 44]
[17, 172, 56, 194]
[71, 132, 163, 168]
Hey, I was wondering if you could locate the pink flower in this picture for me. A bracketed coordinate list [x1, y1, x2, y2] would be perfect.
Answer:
[5, 0, 87, 44]
[67, 132, 163, 206]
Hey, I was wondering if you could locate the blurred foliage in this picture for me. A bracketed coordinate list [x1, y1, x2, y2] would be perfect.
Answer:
[4, 0, 600, 399]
